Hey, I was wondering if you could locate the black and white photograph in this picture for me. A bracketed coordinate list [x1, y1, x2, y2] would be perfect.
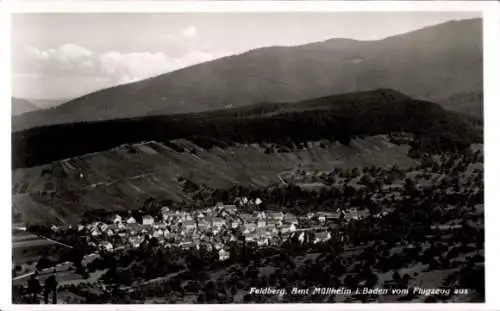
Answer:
[8, 6, 492, 306]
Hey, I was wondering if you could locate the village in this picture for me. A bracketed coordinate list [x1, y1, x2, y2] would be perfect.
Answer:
[50, 197, 373, 262]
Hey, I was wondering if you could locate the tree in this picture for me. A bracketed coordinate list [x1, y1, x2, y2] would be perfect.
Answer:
[28, 274, 41, 302]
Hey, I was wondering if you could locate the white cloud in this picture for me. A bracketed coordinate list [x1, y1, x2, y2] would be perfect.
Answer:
[15, 43, 223, 97]
[181, 26, 198, 39]
[13, 26, 231, 98]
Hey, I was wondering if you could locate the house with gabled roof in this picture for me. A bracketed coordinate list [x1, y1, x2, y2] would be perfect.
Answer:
[281, 223, 297, 234]
[198, 219, 211, 231]
[210, 217, 225, 228]
[267, 218, 282, 227]
[265, 224, 279, 234]
[257, 238, 269, 247]
[163, 228, 171, 238]
[243, 223, 257, 234]
[231, 219, 240, 229]
[182, 220, 197, 231]
[218, 249, 230, 261]
[152, 229, 164, 238]
[224, 204, 237, 213]
[313, 232, 332, 244]
[142, 215, 154, 226]
[240, 213, 254, 223]
[90, 227, 100, 237]
[101, 241, 114, 252]
[179, 241, 193, 249]
[113, 214, 123, 225]
[215, 202, 224, 209]
[245, 232, 258, 242]
[268, 211, 284, 221]
[126, 216, 137, 224]
[257, 218, 267, 228]
[283, 214, 298, 225]
[129, 236, 143, 248]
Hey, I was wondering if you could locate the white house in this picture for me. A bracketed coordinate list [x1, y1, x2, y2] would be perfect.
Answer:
[240, 213, 254, 223]
[163, 229, 171, 238]
[90, 228, 100, 237]
[267, 218, 282, 227]
[257, 238, 269, 247]
[142, 215, 154, 226]
[179, 241, 193, 249]
[243, 223, 257, 234]
[256, 211, 266, 219]
[266, 224, 279, 234]
[182, 214, 193, 222]
[198, 220, 211, 230]
[281, 223, 297, 234]
[226, 205, 238, 213]
[102, 242, 114, 252]
[231, 220, 240, 229]
[126, 216, 137, 224]
[313, 232, 332, 244]
[129, 236, 143, 248]
[113, 214, 122, 225]
[211, 217, 225, 228]
[230, 234, 238, 242]
[99, 223, 109, 232]
[283, 214, 298, 225]
[255, 198, 263, 205]
[153, 229, 164, 238]
[257, 218, 267, 228]
[77, 225, 85, 232]
[245, 233, 258, 242]
[218, 249, 230, 261]
[269, 211, 284, 221]
[183, 220, 197, 231]
[215, 202, 224, 209]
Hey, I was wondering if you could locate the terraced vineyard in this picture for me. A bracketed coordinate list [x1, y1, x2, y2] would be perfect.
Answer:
[13, 135, 417, 225]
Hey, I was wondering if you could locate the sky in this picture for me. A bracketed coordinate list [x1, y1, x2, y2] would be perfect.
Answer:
[11, 12, 481, 100]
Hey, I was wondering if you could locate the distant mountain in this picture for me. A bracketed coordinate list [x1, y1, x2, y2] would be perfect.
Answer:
[12, 89, 481, 169]
[439, 90, 483, 120]
[28, 98, 72, 109]
[11, 98, 39, 116]
[12, 18, 482, 131]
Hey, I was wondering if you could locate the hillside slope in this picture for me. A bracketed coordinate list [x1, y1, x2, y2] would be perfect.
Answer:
[13, 18, 482, 131]
[439, 90, 483, 120]
[12, 136, 418, 225]
[12, 89, 480, 169]
[11, 98, 39, 116]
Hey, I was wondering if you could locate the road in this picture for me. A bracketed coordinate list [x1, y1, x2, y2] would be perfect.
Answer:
[13, 226, 73, 249]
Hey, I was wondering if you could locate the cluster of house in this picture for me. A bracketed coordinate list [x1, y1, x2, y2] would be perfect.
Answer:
[66, 197, 373, 262]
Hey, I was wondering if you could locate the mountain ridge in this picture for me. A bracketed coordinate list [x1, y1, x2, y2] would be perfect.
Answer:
[12, 18, 482, 132]
[12, 89, 480, 170]
[11, 98, 40, 116]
